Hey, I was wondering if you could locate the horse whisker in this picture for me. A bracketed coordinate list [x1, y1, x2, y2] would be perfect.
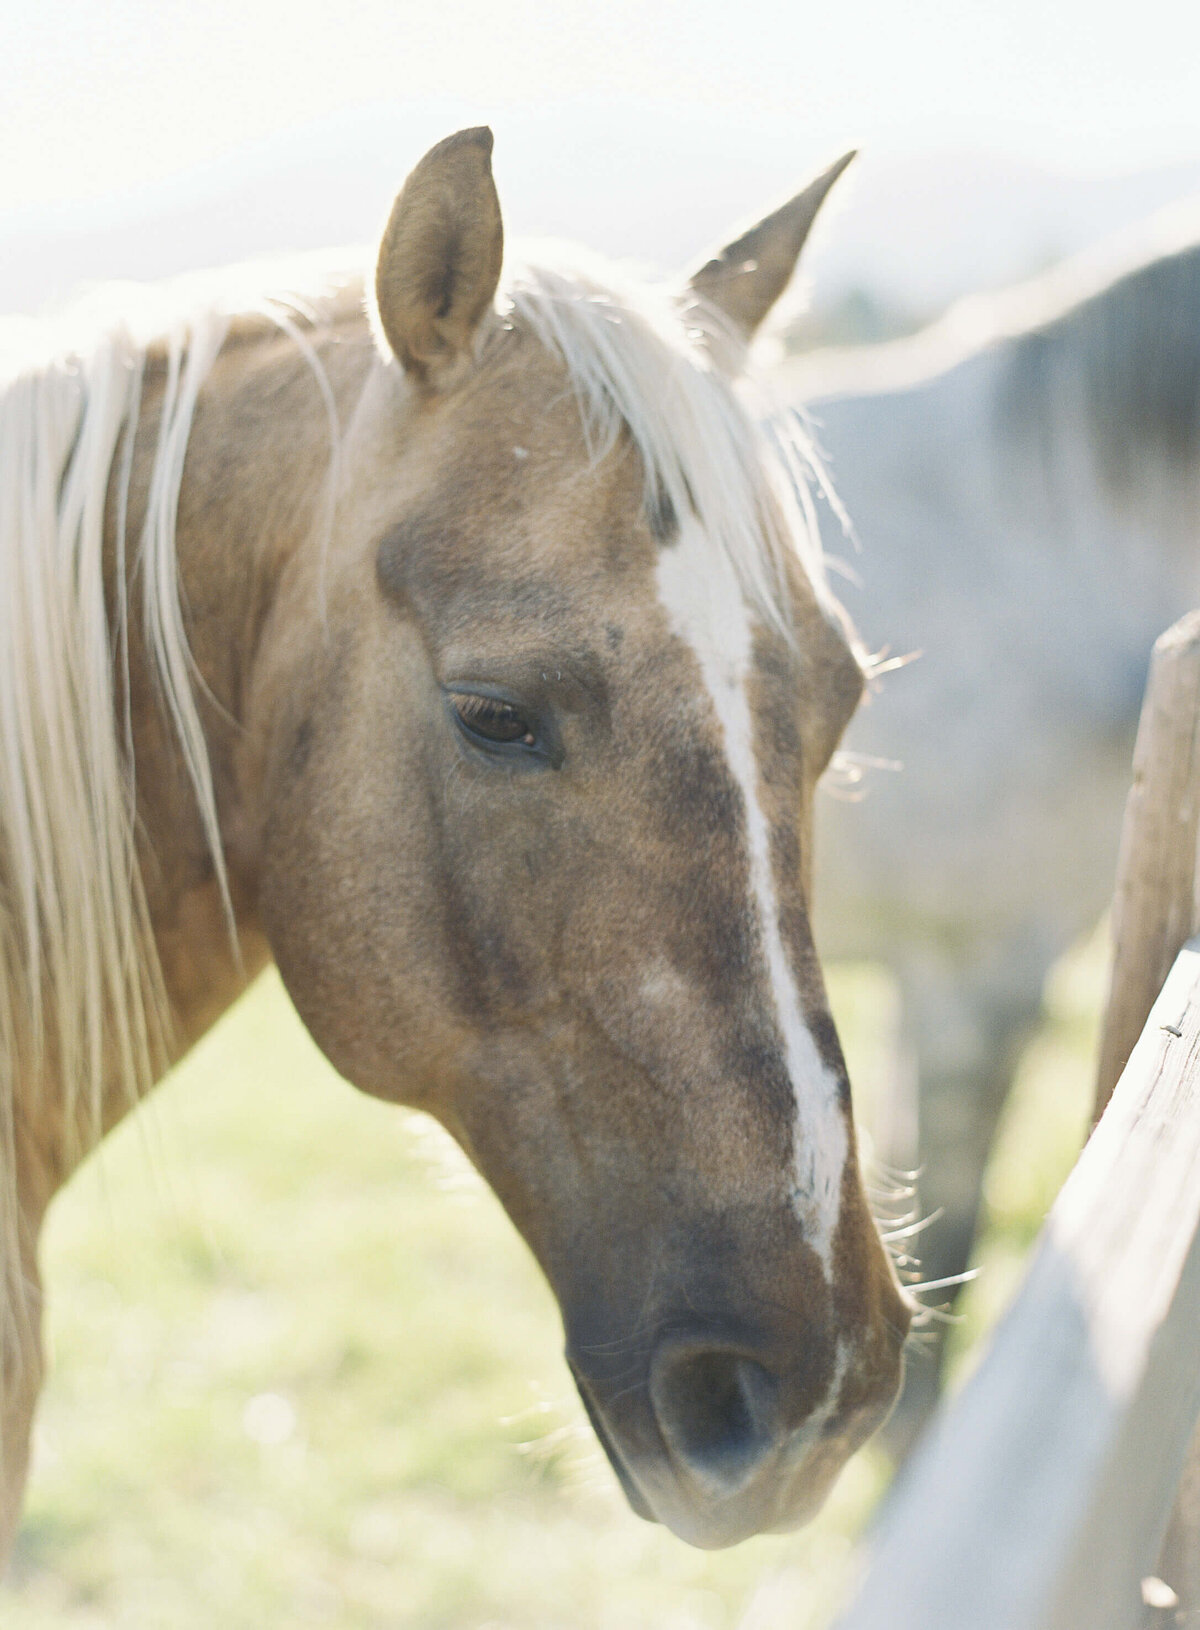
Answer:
[906, 1268, 981, 1296]
[880, 1207, 944, 1243]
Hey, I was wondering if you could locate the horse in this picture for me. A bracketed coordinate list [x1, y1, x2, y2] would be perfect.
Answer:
[781, 198, 1200, 1447]
[0, 128, 910, 1557]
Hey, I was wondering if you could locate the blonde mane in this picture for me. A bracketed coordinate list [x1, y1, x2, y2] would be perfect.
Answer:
[0, 243, 833, 1419]
[0, 259, 359, 1396]
[0, 301, 218, 1391]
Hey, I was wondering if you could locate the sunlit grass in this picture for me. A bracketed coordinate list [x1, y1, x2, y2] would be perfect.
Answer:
[2, 939, 1106, 1627]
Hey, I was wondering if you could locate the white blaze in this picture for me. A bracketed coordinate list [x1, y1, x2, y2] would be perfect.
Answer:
[655, 517, 847, 1270]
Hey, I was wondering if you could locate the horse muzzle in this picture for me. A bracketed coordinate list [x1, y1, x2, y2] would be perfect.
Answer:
[566, 1313, 906, 1549]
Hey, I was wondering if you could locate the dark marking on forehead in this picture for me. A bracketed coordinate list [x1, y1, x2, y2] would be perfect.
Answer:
[644, 469, 705, 547]
[605, 623, 624, 651]
[646, 483, 680, 544]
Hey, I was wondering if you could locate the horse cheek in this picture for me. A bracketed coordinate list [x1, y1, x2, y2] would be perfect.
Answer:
[253, 674, 456, 1105]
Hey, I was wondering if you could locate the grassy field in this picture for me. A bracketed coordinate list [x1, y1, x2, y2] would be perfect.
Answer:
[2, 944, 1103, 1629]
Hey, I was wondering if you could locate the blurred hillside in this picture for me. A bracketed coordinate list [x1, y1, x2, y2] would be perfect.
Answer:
[2, 103, 1198, 335]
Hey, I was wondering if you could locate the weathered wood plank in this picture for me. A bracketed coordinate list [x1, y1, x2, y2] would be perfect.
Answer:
[833, 936, 1200, 1630]
[1092, 608, 1200, 1620]
[1096, 610, 1200, 1118]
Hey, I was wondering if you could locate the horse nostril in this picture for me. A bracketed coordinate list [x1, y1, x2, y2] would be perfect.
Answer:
[650, 1345, 782, 1498]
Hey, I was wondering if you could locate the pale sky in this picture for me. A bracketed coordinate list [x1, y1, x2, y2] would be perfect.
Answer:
[4, 0, 1199, 218]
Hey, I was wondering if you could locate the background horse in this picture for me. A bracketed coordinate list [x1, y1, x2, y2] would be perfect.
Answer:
[0, 129, 908, 1557]
[784, 200, 1200, 1445]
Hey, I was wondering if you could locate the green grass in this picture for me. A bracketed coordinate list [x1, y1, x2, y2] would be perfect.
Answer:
[1, 943, 1106, 1628]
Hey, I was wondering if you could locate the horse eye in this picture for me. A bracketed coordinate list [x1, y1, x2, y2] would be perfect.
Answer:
[448, 691, 538, 748]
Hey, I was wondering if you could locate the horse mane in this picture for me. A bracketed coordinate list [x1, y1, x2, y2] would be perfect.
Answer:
[0, 257, 359, 1392]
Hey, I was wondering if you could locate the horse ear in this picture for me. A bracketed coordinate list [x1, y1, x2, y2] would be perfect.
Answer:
[686, 151, 855, 368]
[374, 127, 504, 387]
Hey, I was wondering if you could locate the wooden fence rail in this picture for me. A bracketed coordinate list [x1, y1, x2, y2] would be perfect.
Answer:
[827, 612, 1200, 1630]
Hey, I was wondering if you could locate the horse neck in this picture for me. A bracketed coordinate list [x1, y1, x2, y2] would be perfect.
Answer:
[119, 310, 380, 1068]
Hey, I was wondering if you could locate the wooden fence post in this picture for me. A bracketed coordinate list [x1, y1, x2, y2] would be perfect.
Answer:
[1095, 609, 1200, 1119]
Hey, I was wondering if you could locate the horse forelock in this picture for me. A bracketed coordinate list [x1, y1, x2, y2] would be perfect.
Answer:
[499, 249, 840, 636]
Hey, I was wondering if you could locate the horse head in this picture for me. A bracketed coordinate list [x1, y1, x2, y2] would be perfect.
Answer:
[241, 129, 909, 1548]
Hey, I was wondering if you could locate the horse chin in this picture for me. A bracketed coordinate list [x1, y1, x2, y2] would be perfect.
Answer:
[601, 1453, 802, 1552]
[572, 1372, 658, 1523]
[600, 1430, 850, 1551]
